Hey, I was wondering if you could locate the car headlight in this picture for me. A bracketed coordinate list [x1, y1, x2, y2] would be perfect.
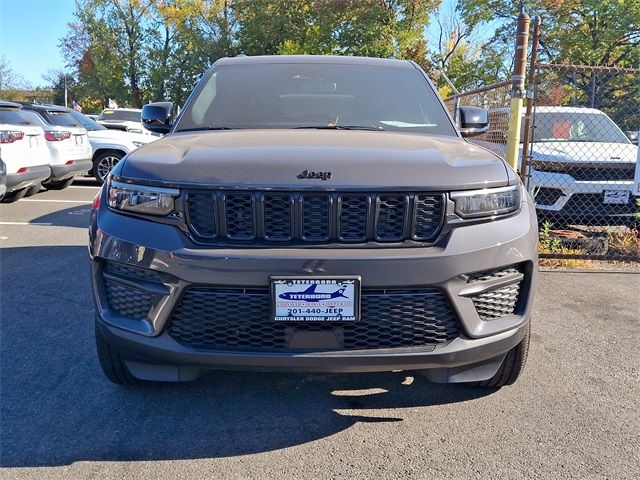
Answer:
[450, 185, 521, 219]
[108, 180, 179, 216]
[132, 141, 145, 148]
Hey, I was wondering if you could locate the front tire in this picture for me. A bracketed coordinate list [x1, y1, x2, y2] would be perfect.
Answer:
[95, 322, 142, 386]
[468, 323, 531, 388]
[93, 151, 124, 185]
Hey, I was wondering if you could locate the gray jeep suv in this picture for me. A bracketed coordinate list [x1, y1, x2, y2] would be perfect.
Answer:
[89, 55, 538, 386]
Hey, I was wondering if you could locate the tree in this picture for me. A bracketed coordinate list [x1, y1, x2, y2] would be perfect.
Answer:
[427, 1, 508, 96]
[42, 70, 77, 107]
[151, 0, 237, 106]
[235, 0, 438, 68]
[0, 54, 30, 90]
[458, 0, 640, 67]
[66, 0, 156, 108]
[60, 17, 129, 108]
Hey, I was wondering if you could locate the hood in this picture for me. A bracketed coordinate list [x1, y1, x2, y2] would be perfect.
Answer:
[88, 128, 156, 144]
[531, 141, 638, 164]
[120, 130, 511, 190]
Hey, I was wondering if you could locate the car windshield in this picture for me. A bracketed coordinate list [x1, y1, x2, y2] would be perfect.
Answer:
[0, 109, 35, 125]
[532, 112, 629, 144]
[68, 110, 107, 131]
[99, 109, 141, 122]
[176, 62, 456, 135]
[38, 110, 82, 127]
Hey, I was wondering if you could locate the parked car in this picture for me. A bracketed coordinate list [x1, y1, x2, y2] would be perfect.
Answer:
[625, 130, 638, 145]
[19, 103, 92, 190]
[0, 101, 51, 202]
[0, 156, 7, 201]
[96, 108, 155, 135]
[90, 55, 537, 387]
[484, 106, 639, 225]
[63, 107, 158, 184]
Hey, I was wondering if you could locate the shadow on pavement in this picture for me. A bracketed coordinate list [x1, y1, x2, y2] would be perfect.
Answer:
[30, 205, 93, 229]
[1, 246, 495, 468]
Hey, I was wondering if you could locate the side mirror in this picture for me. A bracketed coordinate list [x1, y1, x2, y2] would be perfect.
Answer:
[142, 102, 174, 134]
[458, 106, 489, 138]
[625, 130, 638, 145]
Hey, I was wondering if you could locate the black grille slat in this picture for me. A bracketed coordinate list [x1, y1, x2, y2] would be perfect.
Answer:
[301, 194, 330, 240]
[185, 190, 445, 245]
[376, 195, 408, 240]
[263, 194, 293, 240]
[338, 194, 369, 241]
[167, 288, 460, 351]
[225, 193, 255, 239]
[413, 194, 445, 241]
[186, 192, 217, 238]
[103, 261, 164, 283]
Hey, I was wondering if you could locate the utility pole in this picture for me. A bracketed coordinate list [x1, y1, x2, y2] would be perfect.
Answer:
[64, 74, 68, 108]
[504, 13, 531, 172]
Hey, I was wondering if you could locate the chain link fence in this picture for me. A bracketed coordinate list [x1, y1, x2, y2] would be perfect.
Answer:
[442, 64, 640, 262]
[525, 64, 640, 260]
[442, 81, 512, 159]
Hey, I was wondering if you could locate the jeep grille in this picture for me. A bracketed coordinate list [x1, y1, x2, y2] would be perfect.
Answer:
[185, 191, 445, 245]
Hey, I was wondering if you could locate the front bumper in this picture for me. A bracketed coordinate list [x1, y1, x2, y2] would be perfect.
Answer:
[90, 195, 538, 379]
[530, 169, 638, 222]
[5, 165, 51, 192]
[49, 159, 93, 182]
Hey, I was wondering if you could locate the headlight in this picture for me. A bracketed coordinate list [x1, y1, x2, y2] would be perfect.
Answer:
[450, 185, 521, 219]
[108, 181, 179, 216]
[132, 141, 145, 148]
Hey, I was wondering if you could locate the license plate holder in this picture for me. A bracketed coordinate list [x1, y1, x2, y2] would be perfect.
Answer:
[271, 276, 361, 322]
[603, 190, 629, 205]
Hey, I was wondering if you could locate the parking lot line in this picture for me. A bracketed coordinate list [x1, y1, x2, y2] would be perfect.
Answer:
[20, 199, 91, 204]
[0, 221, 53, 225]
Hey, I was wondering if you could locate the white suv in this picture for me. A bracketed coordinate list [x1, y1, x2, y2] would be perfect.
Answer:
[96, 108, 155, 136]
[527, 107, 638, 225]
[20, 104, 92, 190]
[0, 102, 51, 202]
[65, 108, 158, 184]
[484, 106, 638, 225]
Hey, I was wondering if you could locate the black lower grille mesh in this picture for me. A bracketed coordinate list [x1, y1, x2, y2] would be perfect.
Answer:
[468, 266, 523, 320]
[104, 280, 155, 319]
[471, 284, 521, 320]
[167, 288, 459, 351]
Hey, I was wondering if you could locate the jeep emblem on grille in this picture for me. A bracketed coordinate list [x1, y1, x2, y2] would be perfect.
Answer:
[297, 170, 332, 181]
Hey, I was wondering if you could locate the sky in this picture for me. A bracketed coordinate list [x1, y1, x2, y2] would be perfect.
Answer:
[0, 0, 76, 87]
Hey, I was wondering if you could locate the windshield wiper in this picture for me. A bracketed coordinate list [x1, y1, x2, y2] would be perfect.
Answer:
[293, 125, 385, 131]
[177, 126, 238, 132]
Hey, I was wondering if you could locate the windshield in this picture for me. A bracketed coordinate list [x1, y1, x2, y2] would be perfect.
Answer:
[99, 109, 141, 122]
[176, 62, 456, 135]
[68, 110, 106, 131]
[532, 112, 629, 144]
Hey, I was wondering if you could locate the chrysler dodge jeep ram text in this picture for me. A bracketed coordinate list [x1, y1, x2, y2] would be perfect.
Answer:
[89, 55, 538, 386]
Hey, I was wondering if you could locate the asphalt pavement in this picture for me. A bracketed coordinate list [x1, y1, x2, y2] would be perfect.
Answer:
[1, 181, 639, 479]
